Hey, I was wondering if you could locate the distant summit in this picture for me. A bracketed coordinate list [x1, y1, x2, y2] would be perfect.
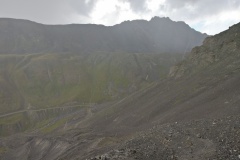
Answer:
[150, 16, 171, 21]
[0, 17, 207, 54]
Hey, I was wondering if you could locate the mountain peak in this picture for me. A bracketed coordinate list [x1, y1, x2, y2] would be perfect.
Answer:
[150, 16, 171, 22]
[0, 17, 207, 54]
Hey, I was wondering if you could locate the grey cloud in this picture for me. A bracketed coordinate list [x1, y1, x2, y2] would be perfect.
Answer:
[0, 0, 98, 24]
[69, 0, 98, 15]
[0, 0, 239, 35]
[165, 0, 196, 9]
[164, 0, 240, 20]
[120, 0, 148, 12]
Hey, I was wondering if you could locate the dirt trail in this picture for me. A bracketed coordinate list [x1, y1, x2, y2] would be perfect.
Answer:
[0, 104, 92, 118]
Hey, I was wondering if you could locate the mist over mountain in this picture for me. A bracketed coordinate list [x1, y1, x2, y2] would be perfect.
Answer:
[0, 15, 239, 160]
[0, 17, 207, 54]
[0, 20, 239, 160]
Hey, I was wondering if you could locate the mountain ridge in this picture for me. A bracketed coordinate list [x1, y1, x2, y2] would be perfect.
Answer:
[0, 17, 207, 54]
[0, 20, 239, 160]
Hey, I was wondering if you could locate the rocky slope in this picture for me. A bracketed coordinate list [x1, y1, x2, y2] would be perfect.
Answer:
[0, 16, 206, 136]
[169, 22, 240, 78]
[0, 17, 207, 54]
[83, 22, 240, 160]
[0, 22, 239, 160]
[0, 52, 181, 113]
[0, 52, 181, 136]
[89, 115, 240, 160]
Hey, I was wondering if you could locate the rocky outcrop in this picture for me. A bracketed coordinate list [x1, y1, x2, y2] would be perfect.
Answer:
[169, 22, 240, 78]
[88, 115, 240, 160]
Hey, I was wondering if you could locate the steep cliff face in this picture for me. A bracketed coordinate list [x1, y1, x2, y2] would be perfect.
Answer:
[169, 22, 240, 78]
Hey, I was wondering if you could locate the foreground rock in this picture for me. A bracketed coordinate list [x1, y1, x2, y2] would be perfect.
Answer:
[89, 115, 240, 160]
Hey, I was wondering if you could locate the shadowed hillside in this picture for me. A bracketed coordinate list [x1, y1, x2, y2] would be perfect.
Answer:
[0, 52, 182, 114]
[79, 22, 240, 159]
[5, 21, 237, 160]
[0, 17, 207, 54]
[1, 19, 239, 160]
[86, 22, 240, 130]
[0, 52, 182, 136]
[0, 16, 206, 136]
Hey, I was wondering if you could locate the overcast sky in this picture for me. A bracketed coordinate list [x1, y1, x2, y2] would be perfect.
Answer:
[0, 0, 239, 35]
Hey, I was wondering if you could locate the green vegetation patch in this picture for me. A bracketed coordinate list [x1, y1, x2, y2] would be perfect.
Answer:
[40, 117, 69, 133]
[0, 52, 182, 113]
[0, 113, 24, 125]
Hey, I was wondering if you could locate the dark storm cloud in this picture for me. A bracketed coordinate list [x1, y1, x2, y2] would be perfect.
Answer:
[0, 0, 98, 24]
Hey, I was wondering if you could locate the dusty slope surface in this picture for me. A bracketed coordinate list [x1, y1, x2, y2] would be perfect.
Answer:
[82, 21, 240, 160]
[0, 22, 239, 160]
[84, 22, 240, 130]
[84, 22, 240, 160]
[89, 115, 240, 160]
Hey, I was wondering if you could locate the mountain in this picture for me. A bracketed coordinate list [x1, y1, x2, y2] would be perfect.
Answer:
[0, 21, 237, 160]
[2, 18, 239, 160]
[0, 52, 182, 136]
[169, 22, 240, 78]
[81, 22, 240, 159]
[0, 17, 207, 54]
[87, 22, 240, 129]
[0, 16, 206, 136]
[0, 52, 182, 114]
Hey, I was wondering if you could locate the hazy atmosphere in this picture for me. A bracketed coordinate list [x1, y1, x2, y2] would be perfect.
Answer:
[0, 0, 240, 34]
[0, 1, 239, 160]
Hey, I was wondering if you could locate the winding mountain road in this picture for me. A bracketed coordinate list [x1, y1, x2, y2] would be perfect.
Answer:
[0, 104, 93, 118]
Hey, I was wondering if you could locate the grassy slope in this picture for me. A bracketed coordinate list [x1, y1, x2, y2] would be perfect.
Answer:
[0, 52, 182, 114]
